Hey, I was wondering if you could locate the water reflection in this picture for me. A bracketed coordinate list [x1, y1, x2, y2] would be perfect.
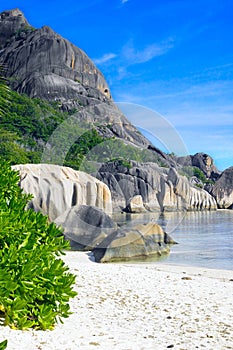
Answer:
[112, 210, 233, 270]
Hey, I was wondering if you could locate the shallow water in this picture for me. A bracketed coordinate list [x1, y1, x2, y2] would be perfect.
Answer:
[113, 210, 233, 270]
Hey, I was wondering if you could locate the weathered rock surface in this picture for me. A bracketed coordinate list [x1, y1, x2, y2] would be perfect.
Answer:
[211, 167, 233, 209]
[0, 9, 155, 150]
[125, 195, 146, 213]
[97, 161, 217, 212]
[177, 152, 220, 181]
[92, 222, 176, 263]
[0, 8, 29, 49]
[12, 163, 112, 220]
[55, 205, 117, 250]
[1, 9, 231, 212]
[163, 167, 217, 211]
[0, 9, 110, 100]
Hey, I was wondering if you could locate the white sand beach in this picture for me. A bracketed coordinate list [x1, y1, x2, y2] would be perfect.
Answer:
[0, 251, 232, 350]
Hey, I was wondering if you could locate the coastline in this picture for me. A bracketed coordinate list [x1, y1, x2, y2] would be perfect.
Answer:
[1, 251, 232, 350]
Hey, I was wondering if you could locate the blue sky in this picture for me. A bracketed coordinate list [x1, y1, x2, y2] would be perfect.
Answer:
[1, 0, 233, 170]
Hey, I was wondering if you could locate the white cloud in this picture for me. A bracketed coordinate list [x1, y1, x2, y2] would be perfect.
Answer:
[93, 53, 117, 65]
[122, 39, 175, 64]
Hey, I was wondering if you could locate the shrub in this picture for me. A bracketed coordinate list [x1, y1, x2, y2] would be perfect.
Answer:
[0, 162, 77, 330]
[0, 340, 7, 350]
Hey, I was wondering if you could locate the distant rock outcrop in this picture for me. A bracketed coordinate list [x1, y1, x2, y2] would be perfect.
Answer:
[12, 164, 112, 220]
[211, 167, 233, 209]
[177, 153, 220, 181]
[97, 161, 217, 212]
[92, 222, 176, 263]
[0, 8, 29, 49]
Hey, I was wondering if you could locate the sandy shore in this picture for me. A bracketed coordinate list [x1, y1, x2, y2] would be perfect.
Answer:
[0, 251, 232, 350]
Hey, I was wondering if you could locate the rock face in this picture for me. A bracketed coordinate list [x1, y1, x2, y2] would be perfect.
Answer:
[55, 205, 117, 250]
[0, 8, 29, 49]
[0, 9, 110, 100]
[125, 195, 146, 213]
[1, 9, 230, 212]
[92, 222, 176, 263]
[177, 153, 220, 181]
[12, 164, 112, 220]
[211, 167, 233, 209]
[97, 161, 217, 212]
[0, 9, 155, 150]
[163, 167, 217, 211]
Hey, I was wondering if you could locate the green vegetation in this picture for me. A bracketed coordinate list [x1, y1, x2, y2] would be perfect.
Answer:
[0, 89, 66, 164]
[83, 138, 166, 168]
[0, 73, 10, 116]
[0, 340, 7, 350]
[179, 166, 214, 186]
[15, 25, 36, 40]
[0, 87, 167, 171]
[0, 162, 77, 330]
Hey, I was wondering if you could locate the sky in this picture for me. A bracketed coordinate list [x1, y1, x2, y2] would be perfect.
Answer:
[0, 0, 233, 170]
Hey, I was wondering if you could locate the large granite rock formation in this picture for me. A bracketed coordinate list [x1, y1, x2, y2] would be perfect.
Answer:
[177, 153, 220, 181]
[0, 8, 30, 49]
[211, 167, 233, 209]
[0, 9, 110, 101]
[0, 9, 156, 150]
[12, 163, 112, 220]
[55, 204, 117, 250]
[92, 222, 176, 263]
[1, 9, 231, 211]
[97, 161, 217, 212]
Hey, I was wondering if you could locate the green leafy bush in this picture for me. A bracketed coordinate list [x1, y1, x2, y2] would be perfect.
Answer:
[0, 162, 77, 330]
[0, 340, 7, 350]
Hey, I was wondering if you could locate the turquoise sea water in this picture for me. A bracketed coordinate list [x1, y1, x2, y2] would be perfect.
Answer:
[114, 210, 233, 270]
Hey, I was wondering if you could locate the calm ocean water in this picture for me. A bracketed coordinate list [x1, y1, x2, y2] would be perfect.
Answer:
[114, 210, 233, 270]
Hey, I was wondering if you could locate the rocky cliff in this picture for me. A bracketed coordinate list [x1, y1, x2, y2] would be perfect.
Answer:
[176, 153, 220, 181]
[1, 9, 231, 211]
[211, 167, 233, 209]
[0, 9, 155, 150]
[96, 161, 217, 212]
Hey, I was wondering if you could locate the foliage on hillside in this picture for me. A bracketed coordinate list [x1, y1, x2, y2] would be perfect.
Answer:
[179, 166, 214, 187]
[0, 162, 77, 330]
[0, 88, 166, 170]
[0, 90, 65, 163]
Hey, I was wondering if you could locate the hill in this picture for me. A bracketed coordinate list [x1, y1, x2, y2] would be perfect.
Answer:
[0, 8, 232, 210]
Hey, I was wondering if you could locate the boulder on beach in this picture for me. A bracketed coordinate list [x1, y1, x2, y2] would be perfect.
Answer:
[211, 167, 233, 209]
[92, 222, 176, 263]
[55, 204, 117, 250]
[125, 195, 147, 213]
[12, 163, 112, 220]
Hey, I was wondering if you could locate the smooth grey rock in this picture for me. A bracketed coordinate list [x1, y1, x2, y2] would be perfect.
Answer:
[0, 9, 29, 49]
[55, 205, 117, 250]
[211, 167, 233, 209]
[0, 9, 156, 150]
[177, 153, 220, 181]
[92, 222, 176, 263]
[125, 195, 146, 213]
[97, 162, 217, 212]
[12, 163, 112, 220]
